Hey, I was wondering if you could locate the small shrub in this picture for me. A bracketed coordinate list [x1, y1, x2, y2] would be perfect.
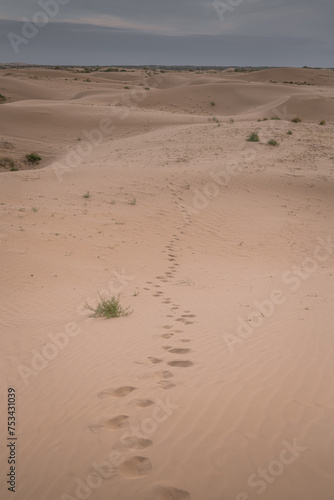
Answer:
[247, 132, 259, 142]
[86, 293, 133, 318]
[0, 93, 7, 103]
[25, 152, 41, 164]
[287, 130, 293, 135]
[267, 139, 278, 147]
[84, 78, 91, 82]
[228, 118, 234, 124]
[83, 191, 90, 199]
[319, 120, 326, 125]
[145, 87, 150, 90]
[129, 196, 136, 205]
[32, 207, 39, 212]
[291, 117, 302, 123]
[271, 115, 281, 120]
[124, 86, 130, 89]
[210, 101, 215, 106]
[0, 156, 15, 170]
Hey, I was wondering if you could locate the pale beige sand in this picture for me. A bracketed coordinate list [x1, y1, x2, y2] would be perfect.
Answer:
[1, 67, 334, 500]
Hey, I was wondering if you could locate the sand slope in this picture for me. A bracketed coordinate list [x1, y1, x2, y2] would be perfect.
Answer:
[1, 67, 334, 500]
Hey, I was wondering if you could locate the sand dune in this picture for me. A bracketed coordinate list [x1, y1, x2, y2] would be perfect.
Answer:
[1, 67, 334, 500]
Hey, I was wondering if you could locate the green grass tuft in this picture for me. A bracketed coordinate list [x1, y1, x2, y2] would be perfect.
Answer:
[267, 139, 278, 147]
[247, 132, 259, 142]
[319, 120, 326, 125]
[86, 293, 133, 318]
[25, 152, 41, 164]
[291, 117, 302, 123]
[83, 191, 91, 199]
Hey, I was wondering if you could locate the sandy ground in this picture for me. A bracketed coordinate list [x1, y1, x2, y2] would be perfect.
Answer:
[1, 66, 334, 500]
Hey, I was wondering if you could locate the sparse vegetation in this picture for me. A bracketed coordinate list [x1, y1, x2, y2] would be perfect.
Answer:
[319, 120, 326, 125]
[291, 117, 302, 123]
[83, 191, 91, 199]
[25, 152, 41, 164]
[271, 115, 281, 120]
[0, 156, 16, 170]
[247, 132, 259, 142]
[267, 139, 278, 146]
[124, 86, 130, 89]
[86, 293, 133, 318]
[32, 207, 39, 212]
[0, 93, 7, 103]
[129, 196, 137, 205]
[210, 101, 215, 106]
[287, 130, 293, 135]
[228, 118, 234, 124]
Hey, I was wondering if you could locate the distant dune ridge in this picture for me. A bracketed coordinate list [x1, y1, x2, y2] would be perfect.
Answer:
[1, 66, 334, 500]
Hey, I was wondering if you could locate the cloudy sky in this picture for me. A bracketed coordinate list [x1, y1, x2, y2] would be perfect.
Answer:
[0, 0, 333, 66]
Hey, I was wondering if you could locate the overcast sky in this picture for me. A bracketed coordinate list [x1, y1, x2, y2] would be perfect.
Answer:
[0, 0, 333, 66]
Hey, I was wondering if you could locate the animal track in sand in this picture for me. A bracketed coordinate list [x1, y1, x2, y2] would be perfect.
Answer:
[153, 485, 191, 500]
[163, 325, 173, 329]
[133, 399, 155, 408]
[104, 415, 129, 430]
[168, 360, 194, 368]
[122, 436, 153, 450]
[148, 357, 163, 364]
[162, 333, 174, 339]
[154, 370, 174, 379]
[157, 380, 177, 390]
[181, 314, 196, 318]
[168, 348, 191, 355]
[178, 339, 191, 343]
[97, 386, 137, 399]
[118, 456, 152, 478]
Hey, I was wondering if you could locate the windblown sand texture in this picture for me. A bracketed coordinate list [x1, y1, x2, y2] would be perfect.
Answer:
[1, 66, 334, 500]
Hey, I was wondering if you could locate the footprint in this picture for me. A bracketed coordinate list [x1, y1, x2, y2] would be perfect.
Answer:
[178, 339, 191, 343]
[118, 456, 152, 478]
[168, 361, 193, 368]
[133, 399, 155, 408]
[168, 348, 191, 355]
[157, 380, 177, 390]
[104, 415, 129, 430]
[181, 314, 196, 318]
[153, 484, 191, 500]
[97, 386, 137, 399]
[163, 325, 173, 329]
[122, 436, 153, 450]
[162, 333, 174, 339]
[154, 370, 174, 379]
[162, 345, 173, 350]
[148, 357, 163, 364]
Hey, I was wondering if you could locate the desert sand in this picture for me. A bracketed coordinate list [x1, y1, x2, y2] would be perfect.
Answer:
[1, 66, 334, 500]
